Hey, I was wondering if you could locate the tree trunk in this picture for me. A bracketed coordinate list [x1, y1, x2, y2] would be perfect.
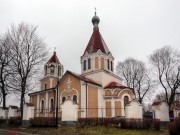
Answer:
[20, 93, 24, 120]
[20, 82, 25, 120]
[139, 98, 142, 104]
[2, 91, 6, 108]
[1, 80, 6, 108]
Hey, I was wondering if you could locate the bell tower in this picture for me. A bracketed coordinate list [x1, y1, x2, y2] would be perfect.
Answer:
[81, 12, 114, 75]
[44, 51, 64, 79]
[40, 51, 64, 91]
[80, 12, 122, 87]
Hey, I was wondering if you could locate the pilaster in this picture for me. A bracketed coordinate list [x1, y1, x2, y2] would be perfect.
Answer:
[111, 98, 115, 117]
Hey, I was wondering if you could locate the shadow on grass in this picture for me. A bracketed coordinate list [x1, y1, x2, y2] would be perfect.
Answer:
[0, 125, 169, 135]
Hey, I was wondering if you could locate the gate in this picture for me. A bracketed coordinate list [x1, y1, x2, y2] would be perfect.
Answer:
[61, 100, 78, 121]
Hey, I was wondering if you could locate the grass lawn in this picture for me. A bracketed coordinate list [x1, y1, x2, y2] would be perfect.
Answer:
[1, 126, 168, 135]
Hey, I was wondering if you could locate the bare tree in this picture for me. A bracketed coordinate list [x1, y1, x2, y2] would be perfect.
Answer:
[7, 23, 48, 118]
[0, 35, 13, 108]
[149, 46, 180, 110]
[143, 103, 152, 112]
[0, 92, 2, 105]
[116, 58, 154, 103]
[153, 92, 168, 102]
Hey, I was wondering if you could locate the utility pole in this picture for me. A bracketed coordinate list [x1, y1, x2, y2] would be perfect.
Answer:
[56, 79, 60, 128]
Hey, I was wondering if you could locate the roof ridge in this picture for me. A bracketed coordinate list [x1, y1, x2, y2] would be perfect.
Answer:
[105, 81, 133, 90]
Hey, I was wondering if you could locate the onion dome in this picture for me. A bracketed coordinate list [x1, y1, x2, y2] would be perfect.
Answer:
[92, 13, 100, 25]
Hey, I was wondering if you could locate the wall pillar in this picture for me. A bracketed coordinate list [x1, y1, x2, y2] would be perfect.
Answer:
[98, 57, 101, 69]
[37, 95, 39, 117]
[104, 58, 107, 70]
[49, 78, 54, 88]
[81, 81, 86, 118]
[111, 98, 115, 117]
[22, 103, 35, 127]
[45, 92, 48, 117]
[92, 58, 95, 71]
[121, 99, 125, 117]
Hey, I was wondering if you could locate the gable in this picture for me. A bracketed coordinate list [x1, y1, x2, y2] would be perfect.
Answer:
[58, 72, 81, 106]
[59, 73, 81, 93]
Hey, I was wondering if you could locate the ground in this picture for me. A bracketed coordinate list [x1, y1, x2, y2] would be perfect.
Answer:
[0, 126, 168, 135]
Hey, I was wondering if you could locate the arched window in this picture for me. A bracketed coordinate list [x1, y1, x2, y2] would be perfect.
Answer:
[50, 98, 54, 111]
[111, 61, 113, 71]
[62, 97, 66, 104]
[58, 66, 61, 76]
[101, 57, 104, 69]
[50, 65, 55, 74]
[124, 96, 129, 107]
[41, 100, 44, 112]
[95, 57, 99, 69]
[107, 59, 110, 70]
[44, 84, 47, 90]
[73, 95, 77, 103]
[88, 58, 91, 69]
[83, 60, 86, 71]
[45, 65, 47, 75]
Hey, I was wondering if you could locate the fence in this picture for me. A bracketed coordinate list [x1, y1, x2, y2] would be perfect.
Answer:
[33, 107, 125, 118]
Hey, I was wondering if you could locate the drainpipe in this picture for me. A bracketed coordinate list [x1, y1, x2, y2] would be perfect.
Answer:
[86, 82, 88, 118]
[53, 89, 56, 117]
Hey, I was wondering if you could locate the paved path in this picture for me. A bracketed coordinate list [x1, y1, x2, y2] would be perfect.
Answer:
[0, 129, 38, 135]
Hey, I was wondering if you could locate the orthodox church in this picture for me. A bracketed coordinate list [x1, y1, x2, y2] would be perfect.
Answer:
[29, 13, 135, 120]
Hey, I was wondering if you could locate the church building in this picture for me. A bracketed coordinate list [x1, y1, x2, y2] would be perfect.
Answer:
[29, 13, 135, 120]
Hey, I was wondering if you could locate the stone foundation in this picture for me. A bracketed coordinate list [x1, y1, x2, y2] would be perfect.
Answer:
[22, 120, 31, 127]
[61, 121, 78, 126]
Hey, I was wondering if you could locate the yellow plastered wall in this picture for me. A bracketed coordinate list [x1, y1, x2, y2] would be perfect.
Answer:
[52, 79, 57, 88]
[47, 91, 55, 110]
[115, 101, 121, 116]
[87, 85, 98, 117]
[114, 90, 119, 96]
[38, 93, 46, 117]
[39, 93, 46, 107]
[48, 91, 56, 117]
[41, 79, 50, 91]
[58, 74, 81, 117]
[106, 101, 112, 118]
[31, 95, 37, 109]
[105, 90, 112, 96]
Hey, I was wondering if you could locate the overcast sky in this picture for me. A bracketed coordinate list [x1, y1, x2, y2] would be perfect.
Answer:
[1, 0, 180, 106]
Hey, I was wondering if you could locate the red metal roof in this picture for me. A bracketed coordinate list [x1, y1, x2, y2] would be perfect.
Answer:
[25, 103, 34, 107]
[105, 82, 131, 89]
[83, 30, 110, 55]
[47, 52, 60, 64]
[9, 105, 18, 109]
[151, 100, 170, 106]
[152, 101, 162, 106]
